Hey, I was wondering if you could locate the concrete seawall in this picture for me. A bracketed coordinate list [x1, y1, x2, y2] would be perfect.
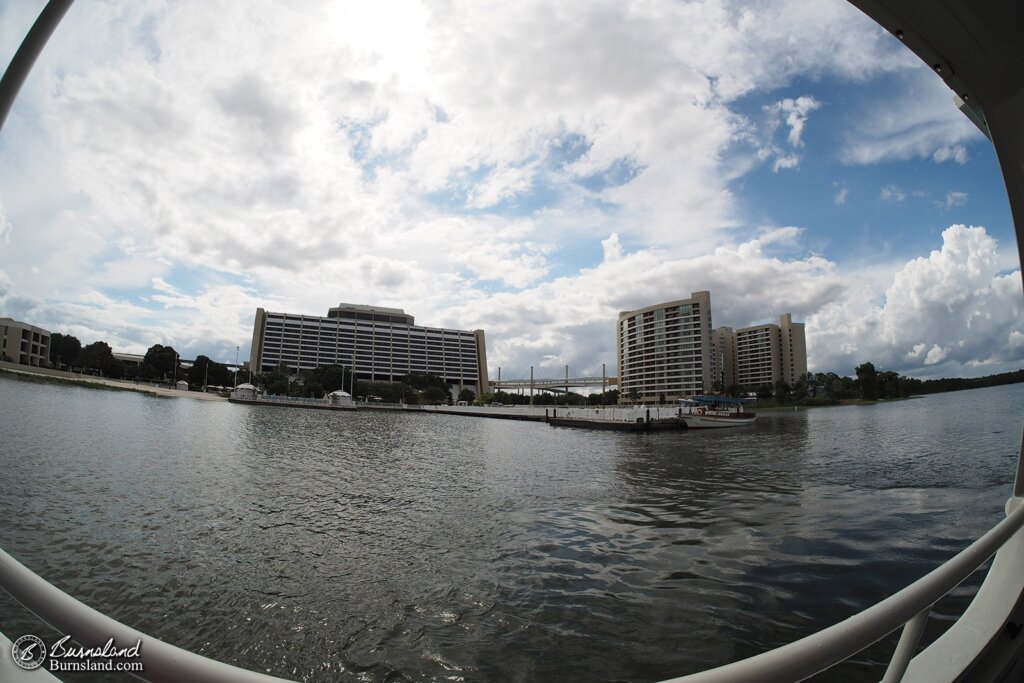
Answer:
[0, 360, 227, 401]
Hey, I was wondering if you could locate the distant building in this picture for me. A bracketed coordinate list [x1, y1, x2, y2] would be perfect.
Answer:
[113, 352, 145, 370]
[716, 313, 807, 389]
[712, 326, 737, 392]
[232, 383, 258, 401]
[616, 291, 714, 403]
[0, 318, 51, 367]
[616, 293, 808, 400]
[249, 303, 489, 394]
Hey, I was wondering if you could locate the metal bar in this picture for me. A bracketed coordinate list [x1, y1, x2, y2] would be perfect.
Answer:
[881, 607, 930, 683]
[663, 498, 1024, 683]
[1014, 428, 1023, 498]
[0, 547, 294, 683]
[0, 0, 75, 131]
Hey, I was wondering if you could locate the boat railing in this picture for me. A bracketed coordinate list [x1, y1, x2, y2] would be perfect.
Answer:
[2, 496, 1023, 682]
[662, 494, 1024, 683]
[0, 546, 292, 683]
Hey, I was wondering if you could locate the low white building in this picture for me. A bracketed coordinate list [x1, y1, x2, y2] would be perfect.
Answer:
[232, 383, 258, 401]
[327, 390, 354, 408]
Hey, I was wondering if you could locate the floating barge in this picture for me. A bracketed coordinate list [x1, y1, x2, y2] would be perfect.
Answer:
[228, 385, 356, 410]
[546, 398, 756, 432]
[227, 396, 356, 411]
[547, 406, 689, 432]
[549, 415, 687, 432]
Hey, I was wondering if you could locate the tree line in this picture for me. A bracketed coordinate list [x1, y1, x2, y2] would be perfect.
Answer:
[721, 362, 1024, 406]
[47, 333, 235, 389]
[253, 365, 470, 404]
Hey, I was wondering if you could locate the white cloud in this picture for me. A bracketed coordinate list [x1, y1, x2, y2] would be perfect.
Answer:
[834, 187, 848, 206]
[601, 233, 624, 262]
[924, 344, 948, 365]
[807, 225, 1023, 377]
[840, 68, 979, 166]
[765, 96, 822, 148]
[759, 95, 821, 172]
[880, 185, 907, 202]
[933, 144, 968, 164]
[939, 191, 968, 209]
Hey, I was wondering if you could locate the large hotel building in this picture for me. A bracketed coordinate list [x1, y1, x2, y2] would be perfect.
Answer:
[714, 314, 807, 390]
[617, 292, 715, 402]
[617, 293, 807, 402]
[249, 303, 489, 394]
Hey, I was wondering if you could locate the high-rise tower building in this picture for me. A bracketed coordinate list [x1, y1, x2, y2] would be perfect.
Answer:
[715, 313, 807, 390]
[616, 292, 713, 403]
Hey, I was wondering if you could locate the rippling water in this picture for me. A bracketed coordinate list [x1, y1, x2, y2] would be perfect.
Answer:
[1, 374, 1021, 681]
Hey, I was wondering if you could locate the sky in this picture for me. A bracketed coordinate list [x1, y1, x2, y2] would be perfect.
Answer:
[0, 0, 1020, 382]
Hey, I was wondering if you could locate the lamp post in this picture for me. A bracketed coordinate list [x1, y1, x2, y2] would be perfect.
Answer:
[234, 345, 239, 388]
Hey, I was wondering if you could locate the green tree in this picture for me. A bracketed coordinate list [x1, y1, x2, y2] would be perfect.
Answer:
[312, 365, 353, 394]
[458, 388, 476, 403]
[143, 344, 180, 379]
[773, 380, 792, 403]
[792, 374, 810, 401]
[421, 386, 448, 404]
[189, 355, 210, 388]
[403, 372, 447, 391]
[755, 383, 773, 400]
[209, 360, 233, 387]
[360, 381, 416, 402]
[107, 359, 127, 380]
[49, 333, 82, 369]
[855, 362, 879, 400]
[305, 380, 325, 398]
[260, 364, 292, 395]
[188, 355, 232, 389]
[78, 341, 114, 374]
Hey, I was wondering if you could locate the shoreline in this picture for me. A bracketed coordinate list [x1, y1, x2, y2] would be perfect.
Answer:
[0, 361, 228, 402]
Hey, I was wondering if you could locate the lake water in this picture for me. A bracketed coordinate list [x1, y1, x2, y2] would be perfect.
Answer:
[0, 374, 1021, 682]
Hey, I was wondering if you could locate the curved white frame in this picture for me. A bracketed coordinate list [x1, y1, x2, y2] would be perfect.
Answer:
[1, 1, 1022, 681]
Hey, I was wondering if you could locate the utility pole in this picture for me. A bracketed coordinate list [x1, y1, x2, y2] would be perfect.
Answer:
[530, 366, 534, 406]
[602, 363, 607, 404]
[565, 364, 569, 406]
[234, 345, 239, 388]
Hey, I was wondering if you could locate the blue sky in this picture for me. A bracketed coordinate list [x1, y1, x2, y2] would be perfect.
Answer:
[0, 0, 1020, 381]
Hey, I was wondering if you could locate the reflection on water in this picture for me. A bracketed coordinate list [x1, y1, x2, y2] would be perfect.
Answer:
[0, 374, 1021, 681]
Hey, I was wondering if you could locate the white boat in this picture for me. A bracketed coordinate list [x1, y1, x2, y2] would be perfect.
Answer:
[678, 395, 757, 429]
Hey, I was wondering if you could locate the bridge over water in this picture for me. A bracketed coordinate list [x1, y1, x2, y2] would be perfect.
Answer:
[489, 366, 617, 394]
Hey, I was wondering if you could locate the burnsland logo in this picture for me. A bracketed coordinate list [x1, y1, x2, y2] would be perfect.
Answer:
[11, 635, 46, 670]
[49, 635, 142, 660]
[10, 634, 145, 674]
